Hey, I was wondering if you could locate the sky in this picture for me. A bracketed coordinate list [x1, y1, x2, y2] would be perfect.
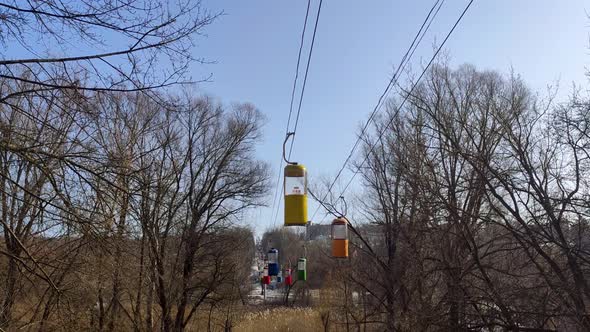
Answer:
[3, 0, 588, 236]
[191, 0, 590, 235]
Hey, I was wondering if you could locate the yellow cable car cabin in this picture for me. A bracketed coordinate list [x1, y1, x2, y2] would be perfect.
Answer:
[284, 163, 308, 226]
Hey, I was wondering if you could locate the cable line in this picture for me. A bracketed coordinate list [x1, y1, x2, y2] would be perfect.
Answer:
[312, 0, 475, 223]
[269, 0, 311, 229]
[335, 0, 475, 202]
[269, 0, 324, 228]
[287, 0, 324, 160]
[309, 0, 446, 222]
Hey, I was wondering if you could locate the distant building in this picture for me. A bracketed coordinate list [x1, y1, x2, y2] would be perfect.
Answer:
[307, 223, 331, 240]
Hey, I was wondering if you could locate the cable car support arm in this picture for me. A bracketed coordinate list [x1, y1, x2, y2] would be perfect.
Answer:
[283, 132, 296, 165]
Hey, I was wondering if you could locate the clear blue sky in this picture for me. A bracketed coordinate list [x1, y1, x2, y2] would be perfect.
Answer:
[4, 1, 587, 235]
[192, 0, 590, 234]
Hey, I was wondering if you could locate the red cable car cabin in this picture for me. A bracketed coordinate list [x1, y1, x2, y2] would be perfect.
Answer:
[285, 268, 293, 286]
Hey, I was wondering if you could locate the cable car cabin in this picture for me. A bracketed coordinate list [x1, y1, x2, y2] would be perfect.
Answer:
[331, 217, 349, 258]
[285, 268, 293, 286]
[284, 164, 308, 226]
[262, 264, 271, 285]
[297, 257, 307, 281]
[268, 248, 279, 276]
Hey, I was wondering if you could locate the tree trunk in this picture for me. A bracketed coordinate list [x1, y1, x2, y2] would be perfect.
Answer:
[134, 235, 145, 332]
[447, 267, 463, 332]
[0, 257, 18, 328]
[145, 277, 154, 332]
[109, 180, 129, 330]
[174, 244, 196, 331]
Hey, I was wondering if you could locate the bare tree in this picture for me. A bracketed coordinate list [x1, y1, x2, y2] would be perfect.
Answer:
[344, 63, 590, 331]
[113, 95, 269, 331]
[0, 0, 218, 97]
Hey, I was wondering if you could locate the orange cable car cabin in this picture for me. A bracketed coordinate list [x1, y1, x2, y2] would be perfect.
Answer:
[331, 217, 349, 258]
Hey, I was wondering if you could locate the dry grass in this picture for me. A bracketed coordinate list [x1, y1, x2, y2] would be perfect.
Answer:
[235, 307, 323, 332]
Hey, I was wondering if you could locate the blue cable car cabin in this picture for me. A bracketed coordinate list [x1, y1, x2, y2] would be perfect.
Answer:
[268, 248, 279, 276]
